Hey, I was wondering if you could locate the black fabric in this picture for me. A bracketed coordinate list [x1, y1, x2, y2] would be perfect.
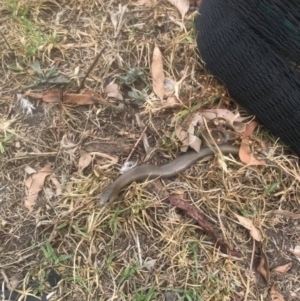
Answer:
[195, 0, 300, 155]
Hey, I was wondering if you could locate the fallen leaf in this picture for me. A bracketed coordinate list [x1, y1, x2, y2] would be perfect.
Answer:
[168, 0, 189, 19]
[104, 83, 123, 100]
[270, 285, 286, 301]
[26, 89, 106, 105]
[175, 114, 202, 153]
[161, 96, 181, 109]
[200, 109, 251, 133]
[234, 214, 263, 242]
[272, 209, 300, 219]
[24, 164, 53, 210]
[24, 166, 37, 175]
[239, 121, 266, 166]
[78, 151, 93, 175]
[151, 45, 165, 100]
[175, 125, 189, 151]
[289, 244, 300, 261]
[186, 113, 203, 153]
[257, 246, 270, 283]
[272, 262, 292, 274]
[51, 176, 62, 196]
[44, 187, 55, 200]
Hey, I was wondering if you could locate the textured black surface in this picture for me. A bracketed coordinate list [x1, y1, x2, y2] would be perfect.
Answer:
[196, 0, 300, 155]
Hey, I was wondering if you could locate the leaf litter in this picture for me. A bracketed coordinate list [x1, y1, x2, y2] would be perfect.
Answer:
[24, 164, 53, 210]
[1, 0, 299, 300]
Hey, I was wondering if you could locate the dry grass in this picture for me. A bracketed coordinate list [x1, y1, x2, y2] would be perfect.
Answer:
[1, 0, 300, 300]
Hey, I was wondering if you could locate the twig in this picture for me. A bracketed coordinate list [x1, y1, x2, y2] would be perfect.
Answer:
[124, 125, 148, 164]
[0, 30, 14, 53]
[55, 87, 64, 165]
[135, 114, 151, 155]
[77, 46, 106, 93]
[244, 240, 255, 301]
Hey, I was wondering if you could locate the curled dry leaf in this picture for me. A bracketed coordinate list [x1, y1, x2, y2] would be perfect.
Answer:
[200, 109, 251, 133]
[176, 109, 251, 153]
[289, 244, 300, 261]
[272, 262, 292, 274]
[239, 121, 266, 166]
[24, 164, 53, 210]
[24, 166, 37, 175]
[200, 109, 250, 133]
[270, 285, 286, 301]
[175, 114, 202, 153]
[104, 83, 123, 101]
[78, 151, 93, 175]
[257, 246, 270, 283]
[151, 45, 165, 101]
[175, 125, 189, 150]
[168, 0, 190, 19]
[234, 214, 263, 242]
[161, 96, 182, 109]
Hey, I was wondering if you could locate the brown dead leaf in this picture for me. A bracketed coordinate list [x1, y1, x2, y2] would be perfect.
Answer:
[24, 164, 53, 210]
[289, 244, 300, 261]
[168, 0, 189, 19]
[239, 121, 266, 166]
[78, 151, 93, 175]
[270, 285, 286, 301]
[161, 96, 181, 109]
[257, 246, 270, 283]
[51, 176, 62, 196]
[175, 114, 202, 152]
[24, 166, 37, 175]
[234, 214, 263, 241]
[104, 83, 123, 101]
[26, 89, 106, 105]
[151, 45, 165, 101]
[175, 125, 189, 151]
[200, 109, 251, 133]
[272, 262, 292, 274]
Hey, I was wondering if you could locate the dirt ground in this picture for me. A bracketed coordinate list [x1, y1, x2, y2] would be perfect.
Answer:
[1, 0, 300, 300]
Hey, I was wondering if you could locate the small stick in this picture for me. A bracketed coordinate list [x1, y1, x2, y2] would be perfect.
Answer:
[55, 87, 64, 165]
[77, 46, 106, 93]
[124, 125, 148, 164]
[135, 114, 151, 155]
[0, 30, 13, 53]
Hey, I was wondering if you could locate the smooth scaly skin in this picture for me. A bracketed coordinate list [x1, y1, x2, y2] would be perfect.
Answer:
[100, 144, 239, 205]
